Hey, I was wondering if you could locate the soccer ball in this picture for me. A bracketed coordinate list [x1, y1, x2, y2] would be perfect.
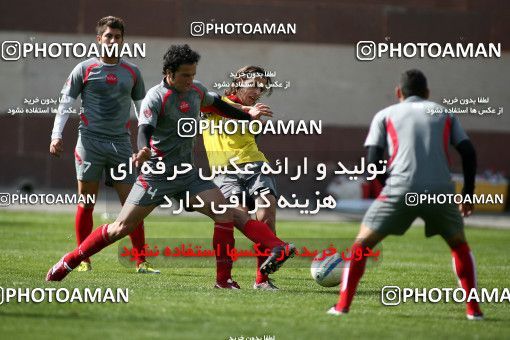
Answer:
[310, 251, 344, 287]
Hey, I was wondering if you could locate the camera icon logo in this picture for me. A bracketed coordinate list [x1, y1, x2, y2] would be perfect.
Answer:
[381, 286, 401, 306]
[356, 41, 376, 61]
[2, 41, 21, 61]
[405, 193, 419, 206]
[0, 193, 11, 207]
[190, 22, 206, 37]
[178, 118, 198, 137]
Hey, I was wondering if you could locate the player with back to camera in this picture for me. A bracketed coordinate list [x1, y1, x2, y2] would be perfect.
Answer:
[326, 69, 483, 320]
[49, 16, 159, 274]
[46, 44, 296, 288]
[201, 65, 284, 290]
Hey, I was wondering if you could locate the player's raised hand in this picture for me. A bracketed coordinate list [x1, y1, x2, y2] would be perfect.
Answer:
[49, 138, 64, 157]
[459, 202, 474, 217]
[248, 102, 273, 119]
[132, 146, 151, 167]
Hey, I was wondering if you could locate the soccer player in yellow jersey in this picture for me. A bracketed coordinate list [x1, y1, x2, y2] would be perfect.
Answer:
[202, 66, 282, 290]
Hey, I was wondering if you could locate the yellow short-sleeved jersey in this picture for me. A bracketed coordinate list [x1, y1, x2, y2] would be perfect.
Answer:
[201, 95, 268, 168]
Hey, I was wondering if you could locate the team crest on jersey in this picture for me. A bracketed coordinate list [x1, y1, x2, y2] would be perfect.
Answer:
[179, 101, 190, 113]
[106, 73, 118, 85]
[144, 108, 152, 118]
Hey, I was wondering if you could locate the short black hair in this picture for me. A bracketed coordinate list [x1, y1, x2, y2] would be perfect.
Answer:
[162, 44, 200, 75]
[400, 69, 428, 98]
[96, 16, 125, 37]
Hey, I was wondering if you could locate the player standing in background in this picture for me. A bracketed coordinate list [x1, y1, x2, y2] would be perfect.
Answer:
[46, 44, 296, 287]
[201, 66, 282, 290]
[327, 69, 483, 320]
[49, 16, 159, 274]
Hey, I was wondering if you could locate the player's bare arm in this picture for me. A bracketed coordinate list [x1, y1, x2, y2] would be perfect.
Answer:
[235, 102, 273, 118]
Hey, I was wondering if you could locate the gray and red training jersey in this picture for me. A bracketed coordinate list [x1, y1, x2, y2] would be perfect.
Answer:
[365, 96, 469, 194]
[138, 79, 215, 167]
[61, 57, 145, 140]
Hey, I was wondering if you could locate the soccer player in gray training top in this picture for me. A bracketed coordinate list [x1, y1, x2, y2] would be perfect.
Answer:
[49, 16, 159, 273]
[326, 69, 482, 320]
[46, 44, 296, 288]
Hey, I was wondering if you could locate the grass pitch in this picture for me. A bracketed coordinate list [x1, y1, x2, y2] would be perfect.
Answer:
[0, 211, 509, 339]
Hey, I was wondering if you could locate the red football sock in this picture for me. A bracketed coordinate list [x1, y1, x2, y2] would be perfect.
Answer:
[336, 242, 368, 312]
[214, 222, 235, 283]
[65, 224, 112, 269]
[129, 221, 146, 266]
[451, 242, 482, 316]
[242, 220, 285, 250]
[75, 205, 93, 263]
[256, 255, 269, 284]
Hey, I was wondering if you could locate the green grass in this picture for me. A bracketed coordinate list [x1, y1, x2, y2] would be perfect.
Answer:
[0, 211, 509, 340]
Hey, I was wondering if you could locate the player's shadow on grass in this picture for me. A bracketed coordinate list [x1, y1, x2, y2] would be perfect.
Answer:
[0, 310, 158, 322]
[355, 289, 382, 296]
[161, 271, 211, 278]
[390, 311, 503, 322]
[282, 288, 382, 296]
[2, 221, 30, 227]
